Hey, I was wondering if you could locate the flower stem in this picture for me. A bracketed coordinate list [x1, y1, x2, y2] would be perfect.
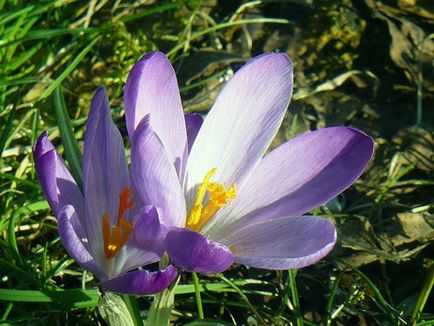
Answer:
[191, 272, 204, 319]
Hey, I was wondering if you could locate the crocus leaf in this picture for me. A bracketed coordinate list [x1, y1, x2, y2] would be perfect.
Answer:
[98, 292, 135, 326]
[145, 276, 180, 326]
[184, 319, 233, 326]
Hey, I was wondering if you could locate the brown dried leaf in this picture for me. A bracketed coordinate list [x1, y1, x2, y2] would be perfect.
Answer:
[392, 126, 434, 173]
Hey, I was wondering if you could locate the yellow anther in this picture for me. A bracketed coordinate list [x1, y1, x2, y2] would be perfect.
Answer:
[186, 168, 236, 232]
[187, 168, 216, 226]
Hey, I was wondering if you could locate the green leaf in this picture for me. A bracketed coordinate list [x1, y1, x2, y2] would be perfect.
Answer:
[146, 277, 180, 326]
[0, 288, 99, 309]
[122, 295, 143, 326]
[53, 86, 83, 188]
[98, 292, 135, 326]
[184, 319, 233, 326]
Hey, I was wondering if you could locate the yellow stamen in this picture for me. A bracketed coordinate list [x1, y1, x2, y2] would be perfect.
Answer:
[186, 168, 236, 232]
[102, 187, 134, 259]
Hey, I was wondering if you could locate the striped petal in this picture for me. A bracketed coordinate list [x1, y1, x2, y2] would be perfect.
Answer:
[82, 86, 129, 264]
[205, 127, 373, 240]
[220, 215, 336, 269]
[57, 205, 107, 281]
[33, 132, 85, 228]
[130, 116, 186, 227]
[124, 51, 187, 177]
[185, 53, 293, 210]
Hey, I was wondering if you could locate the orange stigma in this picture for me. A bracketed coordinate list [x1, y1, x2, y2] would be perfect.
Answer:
[117, 187, 134, 224]
[102, 187, 134, 259]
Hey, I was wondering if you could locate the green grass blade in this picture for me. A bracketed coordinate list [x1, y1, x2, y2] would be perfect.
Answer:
[338, 259, 397, 323]
[39, 36, 100, 101]
[0, 172, 41, 190]
[0, 5, 33, 26]
[53, 86, 83, 188]
[412, 264, 434, 323]
[0, 288, 99, 309]
[7, 201, 50, 265]
[325, 271, 345, 325]
[192, 272, 204, 319]
[216, 273, 266, 325]
[0, 103, 15, 159]
[288, 270, 304, 326]
[167, 17, 288, 58]
[120, 1, 190, 23]
[0, 27, 100, 48]
[0, 258, 41, 286]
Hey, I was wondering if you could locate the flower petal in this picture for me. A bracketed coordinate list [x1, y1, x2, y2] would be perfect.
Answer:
[185, 113, 203, 153]
[58, 205, 107, 280]
[205, 127, 373, 239]
[220, 216, 336, 269]
[131, 116, 186, 227]
[33, 132, 84, 220]
[166, 228, 233, 273]
[108, 206, 166, 277]
[129, 206, 166, 258]
[124, 52, 187, 176]
[101, 265, 178, 295]
[185, 53, 293, 207]
[82, 86, 129, 263]
[33, 130, 55, 161]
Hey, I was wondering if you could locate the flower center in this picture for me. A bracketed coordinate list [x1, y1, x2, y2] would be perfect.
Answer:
[186, 168, 236, 232]
[102, 187, 134, 259]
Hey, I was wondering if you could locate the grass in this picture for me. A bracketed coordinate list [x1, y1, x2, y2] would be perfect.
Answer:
[1, 0, 433, 325]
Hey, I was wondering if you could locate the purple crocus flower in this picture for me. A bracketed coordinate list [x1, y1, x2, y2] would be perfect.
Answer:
[123, 52, 374, 274]
[33, 87, 178, 294]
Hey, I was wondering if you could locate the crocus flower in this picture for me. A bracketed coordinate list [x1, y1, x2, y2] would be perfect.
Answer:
[124, 52, 374, 274]
[33, 87, 177, 294]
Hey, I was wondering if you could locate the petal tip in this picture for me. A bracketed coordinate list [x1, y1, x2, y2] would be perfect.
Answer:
[133, 51, 171, 72]
[166, 228, 233, 274]
[101, 265, 178, 295]
[33, 131, 54, 160]
[248, 51, 293, 72]
[342, 127, 375, 161]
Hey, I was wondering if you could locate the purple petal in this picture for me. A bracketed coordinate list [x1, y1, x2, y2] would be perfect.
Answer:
[58, 205, 107, 281]
[166, 228, 233, 273]
[205, 127, 374, 239]
[185, 113, 203, 153]
[33, 132, 85, 221]
[131, 116, 186, 227]
[220, 215, 336, 269]
[124, 52, 187, 177]
[185, 53, 293, 208]
[109, 206, 167, 276]
[82, 86, 129, 263]
[129, 206, 166, 258]
[101, 265, 178, 295]
[33, 130, 55, 161]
